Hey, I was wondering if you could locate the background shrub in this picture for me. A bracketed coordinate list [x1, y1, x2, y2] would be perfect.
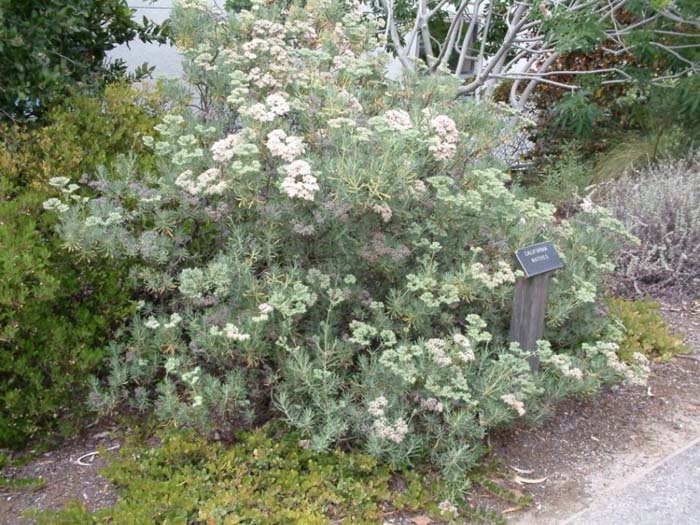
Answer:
[601, 153, 700, 298]
[0, 0, 167, 121]
[0, 84, 162, 448]
[608, 298, 687, 363]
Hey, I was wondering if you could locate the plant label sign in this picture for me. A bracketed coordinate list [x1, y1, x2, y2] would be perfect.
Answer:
[515, 241, 564, 278]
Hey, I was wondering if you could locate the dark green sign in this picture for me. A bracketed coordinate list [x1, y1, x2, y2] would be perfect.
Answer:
[515, 241, 564, 278]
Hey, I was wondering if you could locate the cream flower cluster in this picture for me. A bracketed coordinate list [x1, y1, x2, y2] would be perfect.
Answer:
[429, 115, 460, 161]
[252, 303, 274, 322]
[266, 129, 306, 162]
[144, 313, 181, 330]
[452, 333, 476, 362]
[175, 168, 227, 196]
[367, 396, 388, 417]
[470, 261, 517, 289]
[501, 393, 526, 416]
[549, 354, 584, 380]
[43, 198, 69, 213]
[438, 500, 458, 516]
[211, 133, 241, 163]
[280, 160, 319, 201]
[209, 324, 250, 342]
[420, 397, 444, 413]
[383, 109, 413, 132]
[367, 396, 408, 443]
[372, 203, 392, 223]
[373, 417, 409, 444]
[589, 342, 649, 386]
[426, 338, 452, 367]
[241, 92, 291, 123]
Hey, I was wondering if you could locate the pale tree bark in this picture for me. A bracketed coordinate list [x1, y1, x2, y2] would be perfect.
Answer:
[377, 0, 700, 109]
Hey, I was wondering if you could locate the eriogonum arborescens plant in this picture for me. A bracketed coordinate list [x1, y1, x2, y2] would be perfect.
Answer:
[46, 0, 647, 492]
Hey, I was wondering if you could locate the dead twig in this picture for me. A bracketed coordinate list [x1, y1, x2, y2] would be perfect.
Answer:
[73, 444, 120, 466]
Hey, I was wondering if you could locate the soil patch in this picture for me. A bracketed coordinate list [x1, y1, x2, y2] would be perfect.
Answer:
[0, 426, 120, 524]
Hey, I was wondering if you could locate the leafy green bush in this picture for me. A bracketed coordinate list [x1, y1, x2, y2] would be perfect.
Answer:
[608, 299, 687, 363]
[33, 427, 451, 525]
[601, 152, 700, 298]
[524, 149, 595, 208]
[0, 84, 162, 448]
[0, 0, 167, 121]
[47, 0, 647, 489]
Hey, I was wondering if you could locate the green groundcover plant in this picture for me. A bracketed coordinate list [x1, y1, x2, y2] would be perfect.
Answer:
[46, 0, 648, 493]
[33, 427, 459, 525]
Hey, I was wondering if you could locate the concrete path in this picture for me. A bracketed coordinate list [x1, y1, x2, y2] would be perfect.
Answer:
[563, 436, 700, 525]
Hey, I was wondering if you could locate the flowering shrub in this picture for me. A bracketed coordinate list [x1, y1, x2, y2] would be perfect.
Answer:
[47, 0, 646, 490]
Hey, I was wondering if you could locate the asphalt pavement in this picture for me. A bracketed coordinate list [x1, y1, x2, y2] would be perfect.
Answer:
[564, 437, 700, 525]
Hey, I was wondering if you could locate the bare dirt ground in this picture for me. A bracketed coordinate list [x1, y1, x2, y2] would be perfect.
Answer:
[1, 301, 698, 525]
[0, 426, 120, 524]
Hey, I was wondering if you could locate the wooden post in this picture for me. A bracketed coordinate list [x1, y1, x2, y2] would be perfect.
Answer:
[509, 272, 551, 372]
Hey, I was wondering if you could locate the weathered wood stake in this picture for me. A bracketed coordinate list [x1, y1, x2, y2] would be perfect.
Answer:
[509, 272, 552, 372]
[510, 241, 564, 371]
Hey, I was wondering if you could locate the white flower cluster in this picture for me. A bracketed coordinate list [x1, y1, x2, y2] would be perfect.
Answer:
[327, 117, 356, 129]
[175, 168, 227, 196]
[144, 313, 181, 330]
[501, 393, 526, 416]
[383, 109, 412, 132]
[252, 303, 273, 322]
[43, 198, 69, 213]
[44, 177, 86, 212]
[251, 19, 286, 39]
[373, 417, 409, 444]
[280, 160, 319, 201]
[452, 333, 476, 362]
[266, 129, 306, 162]
[85, 212, 124, 227]
[241, 92, 291, 123]
[590, 342, 649, 386]
[349, 320, 378, 347]
[211, 133, 242, 163]
[164, 313, 182, 329]
[367, 396, 388, 417]
[285, 19, 317, 44]
[336, 89, 363, 113]
[627, 352, 650, 386]
[420, 397, 444, 413]
[178, 0, 208, 10]
[438, 499, 458, 516]
[194, 50, 216, 72]
[209, 323, 250, 342]
[224, 323, 250, 342]
[367, 397, 408, 443]
[575, 280, 597, 303]
[549, 354, 584, 380]
[426, 338, 452, 367]
[372, 203, 392, 222]
[470, 261, 517, 289]
[429, 115, 460, 161]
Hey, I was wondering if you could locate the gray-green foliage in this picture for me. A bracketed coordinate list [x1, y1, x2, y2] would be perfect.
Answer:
[46, 0, 647, 490]
[602, 152, 700, 298]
